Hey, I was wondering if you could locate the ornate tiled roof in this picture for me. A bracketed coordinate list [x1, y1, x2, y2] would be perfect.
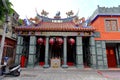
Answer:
[16, 11, 95, 32]
[15, 22, 95, 32]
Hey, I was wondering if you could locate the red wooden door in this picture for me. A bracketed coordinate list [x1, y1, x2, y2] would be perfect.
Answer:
[106, 47, 117, 68]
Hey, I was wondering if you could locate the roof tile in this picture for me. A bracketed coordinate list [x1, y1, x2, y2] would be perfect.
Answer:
[16, 22, 95, 32]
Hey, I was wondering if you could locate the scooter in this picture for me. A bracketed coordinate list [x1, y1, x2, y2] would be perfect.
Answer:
[1, 64, 21, 76]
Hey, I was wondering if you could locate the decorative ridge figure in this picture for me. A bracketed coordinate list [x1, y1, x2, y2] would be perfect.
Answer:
[41, 9, 49, 17]
[66, 10, 74, 17]
[54, 11, 61, 19]
[73, 16, 85, 26]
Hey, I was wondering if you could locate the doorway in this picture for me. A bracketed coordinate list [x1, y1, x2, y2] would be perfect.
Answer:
[38, 45, 45, 66]
[50, 43, 62, 59]
[21, 36, 30, 67]
[36, 37, 45, 66]
[106, 46, 117, 68]
[67, 37, 76, 66]
[49, 37, 63, 67]
[83, 37, 91, 68]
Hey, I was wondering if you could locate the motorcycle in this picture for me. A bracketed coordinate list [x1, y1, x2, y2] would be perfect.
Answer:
[1, 64, 21, 76]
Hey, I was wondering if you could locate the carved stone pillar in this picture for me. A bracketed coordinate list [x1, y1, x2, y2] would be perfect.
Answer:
[15, 36, 23, 64]
[62, 36, 68, 68]
[76, 36, 84, 68]
[44, 36, 50, 68]
[28, 36, 36, 67]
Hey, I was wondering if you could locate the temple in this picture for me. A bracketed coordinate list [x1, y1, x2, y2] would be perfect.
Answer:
[15, 6, 120, 69]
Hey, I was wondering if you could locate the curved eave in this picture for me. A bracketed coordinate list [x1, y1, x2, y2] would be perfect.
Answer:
[15, 27, 96, 32]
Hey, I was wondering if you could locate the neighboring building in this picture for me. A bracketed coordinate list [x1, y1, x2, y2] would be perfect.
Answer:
[15, 5, 120, 69]
[90, 5, 120, 68]
[0, 11, 19, 64]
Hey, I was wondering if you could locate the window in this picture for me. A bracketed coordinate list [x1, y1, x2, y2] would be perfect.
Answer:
[105, 19, 118, 31]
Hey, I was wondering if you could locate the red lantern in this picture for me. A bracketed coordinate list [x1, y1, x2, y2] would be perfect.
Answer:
[37, 38, 43, 45]
[49, 38, 55, 45]
[69, 38, 75, 45]
[57, 38, 63, 45]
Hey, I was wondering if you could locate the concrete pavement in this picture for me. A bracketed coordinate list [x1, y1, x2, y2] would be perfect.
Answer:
[1, 67, 120, 80]
[97, 69, 120, 80]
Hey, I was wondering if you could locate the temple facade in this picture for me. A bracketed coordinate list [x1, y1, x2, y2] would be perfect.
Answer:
[15, 6, 120, 69]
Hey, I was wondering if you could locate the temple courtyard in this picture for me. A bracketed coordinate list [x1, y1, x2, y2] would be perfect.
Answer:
[1, 66, 120, 80]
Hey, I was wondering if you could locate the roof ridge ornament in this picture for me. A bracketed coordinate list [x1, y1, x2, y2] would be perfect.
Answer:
[41, 10, 49, 17]
[75, 10, 79, 17]
[66, 10, 74, 17]
[72, 17, 85, 26]
[30, 17, 42, 26]
[54, 11, 61, 19]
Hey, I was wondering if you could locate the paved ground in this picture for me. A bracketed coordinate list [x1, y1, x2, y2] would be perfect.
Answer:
[0, 67, 120, 80]
[97, 69, 120, 80]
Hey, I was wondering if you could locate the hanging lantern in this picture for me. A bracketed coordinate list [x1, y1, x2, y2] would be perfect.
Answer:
[57, 38, 63, 45]
[69, 38, 75, 45]
[37, 38, 43, 45]
[49, 38, 55, 45]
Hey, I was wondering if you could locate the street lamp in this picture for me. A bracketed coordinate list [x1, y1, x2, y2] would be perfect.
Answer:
[0, 0, 9, 64]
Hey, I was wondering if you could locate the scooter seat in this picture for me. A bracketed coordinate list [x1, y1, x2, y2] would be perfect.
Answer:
[9, 64, 19, 69]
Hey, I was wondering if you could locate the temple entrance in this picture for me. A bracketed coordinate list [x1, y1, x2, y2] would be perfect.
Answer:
[49, 37, 63, 67]
[38, 45, 45, 66]
[106, 44, 117, 68]
[83, 37, 91, 68]
[21, 36, 30, 67]
[36, 37, 45, 66]
[67, 37, 76, 66]
[50, 45, 62, 68]
[50, 44, 62, 59]
[49, 37, 63, 59]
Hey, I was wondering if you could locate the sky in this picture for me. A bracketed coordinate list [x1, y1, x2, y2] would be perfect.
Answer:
[10, 0, 120, 19]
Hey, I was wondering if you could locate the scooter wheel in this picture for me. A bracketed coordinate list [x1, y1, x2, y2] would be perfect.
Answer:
[13, 71, 20, 76]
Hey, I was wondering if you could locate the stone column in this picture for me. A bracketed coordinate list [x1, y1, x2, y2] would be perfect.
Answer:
[62, 36, 68, 68]
[89, 36, 97, 69]
[44, 36, 50, 68]
[101, 41, 108, 69]
[76, 36, 84, 68]
[15, 36, 23, 64]
[28, 36, 36, 67]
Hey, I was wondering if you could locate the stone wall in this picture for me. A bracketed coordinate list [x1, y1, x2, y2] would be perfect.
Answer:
[15, 36, 23, 64]
[28, 36, 36, 67]
[95, 41, 108, 69]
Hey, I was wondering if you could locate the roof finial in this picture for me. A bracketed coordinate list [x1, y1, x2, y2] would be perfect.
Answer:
[35, 8, 38, 14]
[75, 9, 79, 17]
[66, 10, 74, 17]
[54, 11, 61, 19]
[97, 5, 100, 8]
[41, 10, 49, 17]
